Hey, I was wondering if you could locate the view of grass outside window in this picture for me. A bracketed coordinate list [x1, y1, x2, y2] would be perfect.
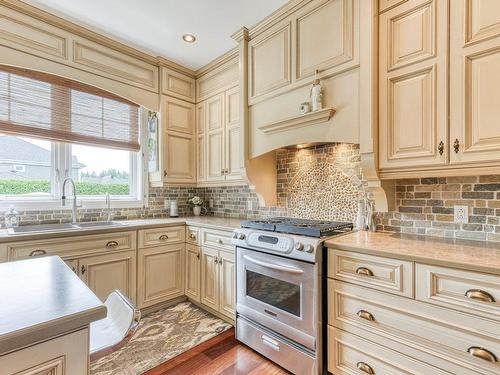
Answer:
[0, 134, 132, 197]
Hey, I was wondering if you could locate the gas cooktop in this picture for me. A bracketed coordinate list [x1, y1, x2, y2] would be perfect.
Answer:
[241, 217, 353, 238]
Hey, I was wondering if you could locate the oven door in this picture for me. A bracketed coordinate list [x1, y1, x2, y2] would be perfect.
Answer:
[236, 246, 317, 350]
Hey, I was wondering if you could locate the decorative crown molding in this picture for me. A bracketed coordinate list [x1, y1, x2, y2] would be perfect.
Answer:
[258, 108, 336, 134]
[231, 27, 249, 42]
[195, 47, 239, 78]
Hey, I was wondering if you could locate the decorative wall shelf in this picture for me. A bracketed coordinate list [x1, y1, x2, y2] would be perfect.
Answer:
[258, 107, 336, 134]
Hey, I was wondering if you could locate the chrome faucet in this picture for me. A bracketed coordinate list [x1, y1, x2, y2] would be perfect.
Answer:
[61, 178, 80, 224]
[105, 193, 112, 221]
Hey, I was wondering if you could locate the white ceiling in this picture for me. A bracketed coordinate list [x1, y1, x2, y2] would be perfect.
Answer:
[25, 0, 288, 70]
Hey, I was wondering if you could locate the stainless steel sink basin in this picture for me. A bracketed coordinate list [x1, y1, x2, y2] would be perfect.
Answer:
[77, 221, 124, 228]
[7, 221, 125, 235]
[8, 223, 78, 234]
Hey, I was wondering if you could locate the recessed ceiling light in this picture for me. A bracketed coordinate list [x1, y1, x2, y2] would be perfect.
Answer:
[182, 34, 196, 43]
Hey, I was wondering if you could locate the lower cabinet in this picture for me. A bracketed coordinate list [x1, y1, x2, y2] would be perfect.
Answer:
[200, 246, 235, 320]
[185, 243, 201, 302]
[79, 251, 137, 303]
[137, 243, 185, 308]
[0, 328, 89, 375]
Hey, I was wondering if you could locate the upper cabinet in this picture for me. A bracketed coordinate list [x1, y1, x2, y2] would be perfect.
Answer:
[161, 66, 196, 103]
[379, 0, 448, 171]
[450, 0, 500, 166]
[379, 0, 500, 178]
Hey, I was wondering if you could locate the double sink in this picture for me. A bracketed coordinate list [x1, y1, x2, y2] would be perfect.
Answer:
[8, 221, 125, 235]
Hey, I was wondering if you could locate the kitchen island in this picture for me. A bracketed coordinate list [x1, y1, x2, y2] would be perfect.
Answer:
[0, 256, 106, 374]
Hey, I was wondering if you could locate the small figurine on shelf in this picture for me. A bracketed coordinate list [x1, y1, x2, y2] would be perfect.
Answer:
[310, 71, 323, 112]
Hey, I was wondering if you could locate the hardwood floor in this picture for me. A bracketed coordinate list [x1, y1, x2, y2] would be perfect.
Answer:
[144, 328, 290, 375]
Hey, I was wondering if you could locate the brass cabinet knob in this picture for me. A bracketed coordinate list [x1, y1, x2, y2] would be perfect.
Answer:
[196, 253, 200, 259]
[438, 141, 445, 155]
[468, 346, 497, 363]
[356, 266, 374, 277]
[105, 240, 119, 248]
[29, 249, 47, 257]
[217, 239, 223, 244]
[357, 362, 375, 374]
[189, 233, 196, 240]
[81, 265, 86, 275]
[214, 256, 219, 264]
[159, 234, 169, 240]
[465, 289, 495, 303]
[453, 139, 460, 153]
[357, 310, 375, 322]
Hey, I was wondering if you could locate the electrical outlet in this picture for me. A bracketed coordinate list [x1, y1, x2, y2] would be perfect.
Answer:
[247, 200, 253, 211]
[209, 198, 214, 208]
[454, 205, 469, 223]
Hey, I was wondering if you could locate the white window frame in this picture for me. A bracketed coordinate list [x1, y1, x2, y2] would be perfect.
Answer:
[0, 139, 145, 211]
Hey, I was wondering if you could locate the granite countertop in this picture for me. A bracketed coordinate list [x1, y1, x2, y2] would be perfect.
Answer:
[0, 256, 106, 355]
[0, 216, 242, 243]
[326, 231, 500, 275]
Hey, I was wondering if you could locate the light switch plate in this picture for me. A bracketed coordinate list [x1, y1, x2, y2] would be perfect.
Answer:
[454, 205, 469, 223]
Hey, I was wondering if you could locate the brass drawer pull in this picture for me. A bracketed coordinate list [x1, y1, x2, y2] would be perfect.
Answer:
[356, 266, 374, 277]
[159, 234, 169, 240]
[189, 233, 196, 240]
[453, 139, 460, 153]
[465, 289, 495, 303]
[357, 362, 375, 374]
[105, 240, 119, 248]
[29, 249, 47, 257]
[438, 140, 445, 155]
[357, 310, 375, 322]
[216, 239, 223, 244]
[81, 265, 86, 275]
[196, 253, 200, 259]
[468, 346, 497, 363]
[214, 256, 219, 264]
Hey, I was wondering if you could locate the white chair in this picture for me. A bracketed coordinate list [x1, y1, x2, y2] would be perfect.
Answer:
[89, 289, 141, 361]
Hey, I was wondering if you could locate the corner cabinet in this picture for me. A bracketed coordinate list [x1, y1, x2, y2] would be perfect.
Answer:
[198, 86, 244, 185]
[379, 0, 500, 178]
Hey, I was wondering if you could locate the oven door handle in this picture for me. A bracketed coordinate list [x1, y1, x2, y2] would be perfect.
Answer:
[243, 255, 304, 274]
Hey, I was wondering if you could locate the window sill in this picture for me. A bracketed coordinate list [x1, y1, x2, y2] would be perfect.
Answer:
[0, 197, 145, 211]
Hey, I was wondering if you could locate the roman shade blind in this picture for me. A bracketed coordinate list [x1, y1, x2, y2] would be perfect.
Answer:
[0, 65, 140, 151]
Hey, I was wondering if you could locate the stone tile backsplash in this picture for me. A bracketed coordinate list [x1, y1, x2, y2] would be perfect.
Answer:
[377, 176, 500, 242]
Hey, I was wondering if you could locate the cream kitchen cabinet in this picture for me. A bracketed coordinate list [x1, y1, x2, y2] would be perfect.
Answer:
[79, 251, 137, 303]
[379, 0, 448, 173]
[151, 95, 196, 185]
[449, 0, 500, 166]
[196, 102, 206, 182]
[200, 246, 236, 320]
[379, 0, 500, 178]
[185, 243, 201, 302]
[200, 86, 244, 185]
[137, 243, 185, 308]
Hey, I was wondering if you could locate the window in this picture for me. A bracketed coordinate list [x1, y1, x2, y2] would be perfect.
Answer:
[0, 133, 142, 207]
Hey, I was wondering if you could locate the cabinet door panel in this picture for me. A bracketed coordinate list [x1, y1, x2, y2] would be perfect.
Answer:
[137, 244, 184, 308]
[80, 251, 136, 303]
[165, 97, 195, 135]
[296, 0, 354, 79]
[219, 250, 235, 319]
[201, 246, 219, 311]
[249, 23, 291, 98]
[379, 0, 448, 170]
[164, 132, 195, 182]
[185, 244, 201, 302]
[451, 0, 500, 165]
[206, 94, 225, 181]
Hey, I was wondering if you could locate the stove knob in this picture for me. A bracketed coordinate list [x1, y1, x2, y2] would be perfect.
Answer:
[237, 233, 246, 240]
[232, 233, 238, 239]
[305, 244, 314, 253]
[295, 243, 304, 251]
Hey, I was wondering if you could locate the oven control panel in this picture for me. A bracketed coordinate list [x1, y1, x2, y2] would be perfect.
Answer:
[246, 232, 293, 253]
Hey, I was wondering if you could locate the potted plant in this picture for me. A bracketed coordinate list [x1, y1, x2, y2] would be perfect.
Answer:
[187, 196, 204, 216]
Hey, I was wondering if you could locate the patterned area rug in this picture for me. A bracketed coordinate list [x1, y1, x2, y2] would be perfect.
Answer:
[90, 301, 231, 375]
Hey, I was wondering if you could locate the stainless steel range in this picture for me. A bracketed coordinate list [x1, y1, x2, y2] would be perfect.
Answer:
[231, 217, 353, 375]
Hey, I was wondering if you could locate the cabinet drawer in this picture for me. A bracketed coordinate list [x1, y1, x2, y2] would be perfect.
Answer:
[416, 263, 500, 324]
[138, 226, 185, 248]
[329, 280, 500, 375]
[328, 249, 413, 298]
[328, 327, 448, 375]
[7, 231, 136, 260]
[186, 226, 201, 245]
[201, 228, 233, 251]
